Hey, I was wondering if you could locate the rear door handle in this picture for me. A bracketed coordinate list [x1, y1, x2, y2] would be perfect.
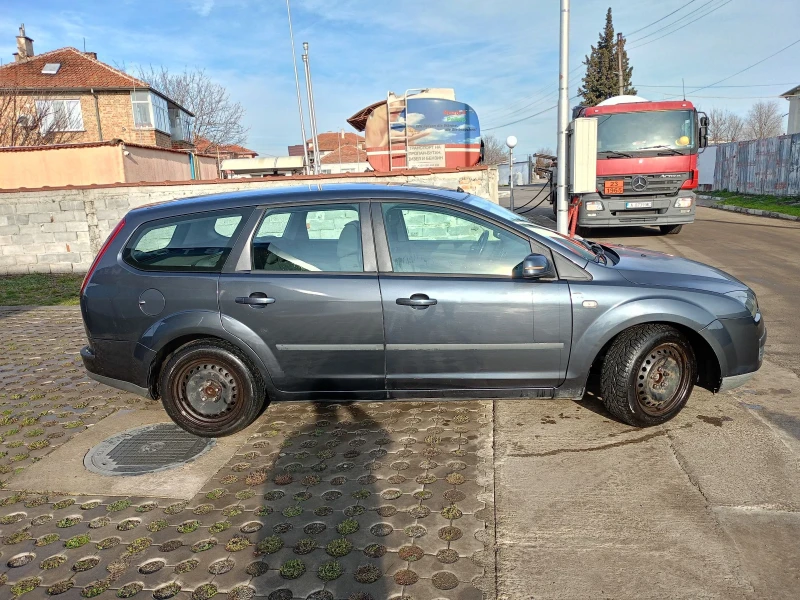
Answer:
[396, 294, 437, 309]
[236, 293, 276, 307]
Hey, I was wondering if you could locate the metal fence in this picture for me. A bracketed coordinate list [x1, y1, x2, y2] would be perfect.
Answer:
[713, 133, 800, 196]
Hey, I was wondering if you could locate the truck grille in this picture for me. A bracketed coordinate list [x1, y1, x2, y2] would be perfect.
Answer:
[597, 173, 687, 197]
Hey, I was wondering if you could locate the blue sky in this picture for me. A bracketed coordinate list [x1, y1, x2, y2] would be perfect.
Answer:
[2, 0, 798, 157]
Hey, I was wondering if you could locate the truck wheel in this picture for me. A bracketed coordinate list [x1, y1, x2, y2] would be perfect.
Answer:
[159, 339, 266, 437]
[600, 324, 696, 427]
[660, 225, 682, 235]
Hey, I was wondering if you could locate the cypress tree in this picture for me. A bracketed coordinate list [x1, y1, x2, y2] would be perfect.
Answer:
[578, 8, 636, 106]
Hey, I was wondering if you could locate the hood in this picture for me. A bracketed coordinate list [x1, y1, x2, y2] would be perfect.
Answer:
[608, 245, 748, 294]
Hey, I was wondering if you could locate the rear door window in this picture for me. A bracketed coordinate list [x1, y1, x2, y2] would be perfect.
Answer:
[252, 204, 362, 272]
[123, 209, 249, 272]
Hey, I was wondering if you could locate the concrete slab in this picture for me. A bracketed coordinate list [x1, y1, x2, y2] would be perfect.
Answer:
[493, 397, 753, 599]
[714, 507, 800, 600]
[7, 409, 249, 499]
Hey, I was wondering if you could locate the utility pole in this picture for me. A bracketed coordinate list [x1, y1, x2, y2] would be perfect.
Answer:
[302, 42, 321, 174]
[556, 0, 570, 234]
[286, 0, 310, 175]
[617, 32, 624, 97]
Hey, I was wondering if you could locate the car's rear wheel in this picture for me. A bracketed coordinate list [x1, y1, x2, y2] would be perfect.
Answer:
[600, 324, 696, 427]
[659, 224, 683, 235]
[159, 340, 265, 437]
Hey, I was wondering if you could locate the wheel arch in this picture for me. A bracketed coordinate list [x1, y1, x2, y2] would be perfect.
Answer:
[563, 297, 727, 397]
[138, 310, 277, 399]
[587, 321, 722, 393]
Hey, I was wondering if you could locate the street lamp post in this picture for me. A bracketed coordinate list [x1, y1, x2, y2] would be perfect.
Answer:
[302, 42, 321, 175]
[506, 135, 517, 213]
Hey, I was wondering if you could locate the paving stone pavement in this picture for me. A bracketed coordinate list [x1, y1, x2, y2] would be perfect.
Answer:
[0, 307, 495, 600]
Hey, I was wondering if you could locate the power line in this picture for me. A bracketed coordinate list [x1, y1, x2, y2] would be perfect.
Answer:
[680, 37, 800, 96]
[637, 82, 796, 88]
[628, 0, 722, 43]
[625, 0, 698, 36]
[628, 0, 734, 48]
[482, 104, 559, 131]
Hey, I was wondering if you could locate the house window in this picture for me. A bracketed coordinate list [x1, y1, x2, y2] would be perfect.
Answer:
[151, 93, 170, 134]
[131, 90, 152, 128]
[169, 107, 193, 142]
[130, 90, 171, 134]
[35, 99, 84, 133]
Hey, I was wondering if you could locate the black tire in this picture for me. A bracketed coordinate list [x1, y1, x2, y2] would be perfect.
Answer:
[659, 224, 683, 235]
[159, 339, 266, 437]
[575, 225, 590, 238]
[600, 324, 696, 427]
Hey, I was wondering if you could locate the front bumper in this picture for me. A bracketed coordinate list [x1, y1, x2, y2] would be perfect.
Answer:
[579, 190, 696, 228]
[703, 312, 766, 392]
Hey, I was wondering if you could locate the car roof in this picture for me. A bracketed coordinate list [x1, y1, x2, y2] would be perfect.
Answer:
[130, 183, 472, 219]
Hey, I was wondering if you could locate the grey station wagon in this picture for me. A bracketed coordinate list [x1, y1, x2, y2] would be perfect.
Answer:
[80, 184, 765, 436]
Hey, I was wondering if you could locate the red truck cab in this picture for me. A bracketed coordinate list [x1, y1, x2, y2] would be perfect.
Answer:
[568, 96, 708, 235]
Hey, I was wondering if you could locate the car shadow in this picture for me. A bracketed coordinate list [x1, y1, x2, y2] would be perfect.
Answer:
[242, 399, 395, 600]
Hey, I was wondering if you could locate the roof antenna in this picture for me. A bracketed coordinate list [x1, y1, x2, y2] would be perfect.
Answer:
[682, 78, 686, 101]
[83, 37, 86, 52]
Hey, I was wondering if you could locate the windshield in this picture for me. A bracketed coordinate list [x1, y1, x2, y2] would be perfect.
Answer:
[462, 194, 597, 262]
[595, 109, 696, 155]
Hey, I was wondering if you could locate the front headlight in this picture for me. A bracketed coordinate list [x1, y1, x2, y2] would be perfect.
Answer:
[674, 197, 694, 208]
[585, 201, 604, 211]
[725, 289, 758, 318]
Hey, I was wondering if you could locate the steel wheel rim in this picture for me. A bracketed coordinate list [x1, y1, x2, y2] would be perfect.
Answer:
[172, 358, 243, 425]
[635, 342, 691, 416]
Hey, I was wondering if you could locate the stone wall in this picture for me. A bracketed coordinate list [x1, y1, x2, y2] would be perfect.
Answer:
[0, 166, 497, 274]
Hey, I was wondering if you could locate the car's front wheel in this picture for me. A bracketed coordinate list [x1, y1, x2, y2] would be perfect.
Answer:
[159, 340, 266, 437]
[659, 224, 683, 235]
[600, 324, 696, 426]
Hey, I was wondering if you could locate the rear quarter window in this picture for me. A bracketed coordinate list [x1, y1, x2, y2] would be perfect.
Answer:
[123, 209, 250, 272]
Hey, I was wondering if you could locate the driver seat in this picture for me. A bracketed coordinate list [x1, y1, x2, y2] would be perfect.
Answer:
[337, 220, 363, 272]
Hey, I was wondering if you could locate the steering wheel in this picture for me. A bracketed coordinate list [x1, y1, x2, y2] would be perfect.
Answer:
[472, 230, 489, 256]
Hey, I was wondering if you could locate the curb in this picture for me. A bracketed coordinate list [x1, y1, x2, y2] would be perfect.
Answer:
[697, 195, 800, 222]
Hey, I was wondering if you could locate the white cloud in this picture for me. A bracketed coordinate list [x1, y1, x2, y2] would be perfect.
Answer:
[189, 0, 214, 16]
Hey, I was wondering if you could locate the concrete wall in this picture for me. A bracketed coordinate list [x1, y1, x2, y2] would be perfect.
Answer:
[0, 144, 124, 189]
[0, 166, 497, 274]
[0, 143, 220, 190]
[123, 146, 217, 183]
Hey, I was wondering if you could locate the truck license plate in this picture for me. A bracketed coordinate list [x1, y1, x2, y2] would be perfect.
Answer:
[604, 180, 624, 194]
[625, 201, 653, 208]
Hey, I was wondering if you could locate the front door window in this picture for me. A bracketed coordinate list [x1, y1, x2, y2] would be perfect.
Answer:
[381, 203, 531, 275]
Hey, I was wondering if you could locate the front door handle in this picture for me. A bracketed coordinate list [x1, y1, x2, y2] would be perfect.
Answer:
[396, 294, 437, 309]
[236, 293, 276, 307]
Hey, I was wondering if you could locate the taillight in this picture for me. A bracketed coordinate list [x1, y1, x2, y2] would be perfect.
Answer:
[81, 218, 126, 296]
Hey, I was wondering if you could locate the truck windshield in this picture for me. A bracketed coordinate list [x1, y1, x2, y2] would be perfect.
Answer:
[595, 110, 696, 155]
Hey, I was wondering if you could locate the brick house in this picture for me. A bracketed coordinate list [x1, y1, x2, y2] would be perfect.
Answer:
[0, 25, 194, 150]
[194, 137, 258, 160]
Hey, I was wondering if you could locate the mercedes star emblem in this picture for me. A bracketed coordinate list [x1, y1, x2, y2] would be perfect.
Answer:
[631, 176, 648, 192]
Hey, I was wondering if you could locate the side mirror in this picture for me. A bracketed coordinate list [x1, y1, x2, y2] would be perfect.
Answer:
[698, 113, 710, 148]
[519, 253, 555, 279]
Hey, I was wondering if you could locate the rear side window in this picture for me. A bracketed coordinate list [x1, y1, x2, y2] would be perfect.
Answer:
[123, 209, 249, 272]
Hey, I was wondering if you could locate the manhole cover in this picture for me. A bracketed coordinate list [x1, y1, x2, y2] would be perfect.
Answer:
[84, 423, 215, 476]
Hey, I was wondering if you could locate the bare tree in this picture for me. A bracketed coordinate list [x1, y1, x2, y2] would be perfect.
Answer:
[743, 100, 784, 140]
[0, 85, 84, 147]
[481, 134, 508, 165]
[135, 65, 248, 147]
[706, 107, 745, 144]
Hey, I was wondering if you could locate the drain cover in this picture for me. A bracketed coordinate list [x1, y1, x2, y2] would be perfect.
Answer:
[84, 423, 215, 476]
